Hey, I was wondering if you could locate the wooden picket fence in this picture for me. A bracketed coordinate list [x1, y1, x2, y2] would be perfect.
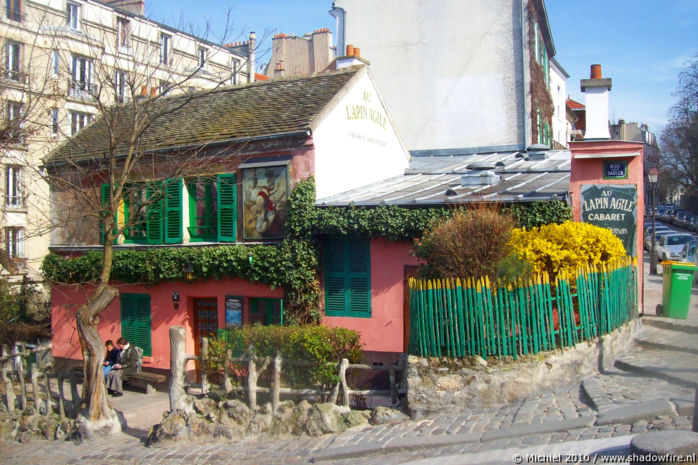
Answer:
[408, 258, 638, 359]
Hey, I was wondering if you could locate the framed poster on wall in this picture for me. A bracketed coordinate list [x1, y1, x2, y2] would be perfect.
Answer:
[224, 295, 244, 329]
[242, 166, 289, 240]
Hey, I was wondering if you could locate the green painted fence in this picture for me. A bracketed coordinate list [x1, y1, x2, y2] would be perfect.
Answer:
[408, 258, 638, 359]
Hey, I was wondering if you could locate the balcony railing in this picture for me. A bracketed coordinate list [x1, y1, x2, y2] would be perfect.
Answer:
[5, 194, 27, 209]
[67, 79, 97, 99]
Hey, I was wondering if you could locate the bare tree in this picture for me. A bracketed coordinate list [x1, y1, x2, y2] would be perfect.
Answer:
[661, 57, 698, 208]
[6, 3, 262, 431]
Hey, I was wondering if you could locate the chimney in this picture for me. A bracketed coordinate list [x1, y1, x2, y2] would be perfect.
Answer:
[580, 64, 612, 139]
[336, 44, 368, 69]
[106, 0, 144, 15]
[248, 31, 256, 83]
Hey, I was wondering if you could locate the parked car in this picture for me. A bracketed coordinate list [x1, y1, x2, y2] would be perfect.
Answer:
[655, 233, 697, 262]
[679, 242, 698, 283]
[644, 226, 673, 251]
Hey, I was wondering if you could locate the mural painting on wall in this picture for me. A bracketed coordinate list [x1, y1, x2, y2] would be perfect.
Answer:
[242, 166, 289, 240]
[581, 185, 637, 256]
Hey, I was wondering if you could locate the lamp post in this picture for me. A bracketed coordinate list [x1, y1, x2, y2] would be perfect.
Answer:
[648, 168, 659, 275]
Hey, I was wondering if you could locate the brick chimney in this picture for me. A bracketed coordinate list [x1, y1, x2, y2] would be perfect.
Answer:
[580, 64, 612, 139]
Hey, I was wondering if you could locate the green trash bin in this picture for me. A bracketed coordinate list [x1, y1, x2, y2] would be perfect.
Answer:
[660, 261, 697, 319]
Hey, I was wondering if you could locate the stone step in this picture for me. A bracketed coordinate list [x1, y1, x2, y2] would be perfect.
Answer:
[634, 326, 698, 355]
[614, 347, 698, 390]
[642, 316, 698, 335]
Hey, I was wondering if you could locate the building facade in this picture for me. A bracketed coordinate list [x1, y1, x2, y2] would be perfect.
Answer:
[1, 0, 251, 281]
[549, 57, 569, 148]
[263, 28, 335, 78]
[330, 0, 558, 155]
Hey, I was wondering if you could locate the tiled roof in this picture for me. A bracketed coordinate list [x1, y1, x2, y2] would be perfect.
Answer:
[316, 149, 571, 206]
[566, 98, 585, 110]
[45, 68, 359, 166]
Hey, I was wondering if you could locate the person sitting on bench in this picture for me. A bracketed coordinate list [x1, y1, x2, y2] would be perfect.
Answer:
[106, 337, 138, 397]
[102, 339, 120, 381]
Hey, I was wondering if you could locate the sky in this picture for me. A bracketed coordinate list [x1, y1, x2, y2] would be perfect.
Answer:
[146, 0, 698, 138]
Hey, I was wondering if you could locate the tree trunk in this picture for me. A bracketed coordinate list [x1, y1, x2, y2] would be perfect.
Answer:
[76, 284, 118, 422]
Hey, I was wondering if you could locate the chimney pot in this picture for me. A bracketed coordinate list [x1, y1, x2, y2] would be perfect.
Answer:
[590, 64, 602, 79]
[150, 87, 157, 97]
[141, 85, 147, 95]
[354, 47, 360, 57]
[346, 44, 354, 56]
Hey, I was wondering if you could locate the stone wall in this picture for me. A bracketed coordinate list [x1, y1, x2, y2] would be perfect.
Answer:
[405, 319, 642, 417]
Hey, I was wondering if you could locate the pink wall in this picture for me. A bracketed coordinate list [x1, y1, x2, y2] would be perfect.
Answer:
[324, 239, 420, 353]
[569, 140, 645, 303]
[51, 278, 283, 370]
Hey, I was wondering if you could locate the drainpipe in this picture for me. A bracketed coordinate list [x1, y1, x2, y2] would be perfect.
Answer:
[519, 0, 528, 150]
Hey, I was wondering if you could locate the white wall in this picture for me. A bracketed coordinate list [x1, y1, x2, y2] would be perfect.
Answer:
[313, 69, 410, 199]
[549, 61, 568, 147]
[333, 0, 524, 153]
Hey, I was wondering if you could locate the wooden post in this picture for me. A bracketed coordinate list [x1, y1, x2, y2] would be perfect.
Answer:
[201, 337, 209, 395]
[693, 386, 698, 433]
[338, 358, 349, 407]
[57, 374, 65, 419]
[247, 347, 257, 410]
[42, 372, 51, 417]
[272, 352, 281, 415]
[30, 363, 39, 410]
[17, 344, 26, 410]
[69, 372, 80, 417]
[389, 365, 397, 405]
[330, 380, 341, 405]
[1, 362, 15, 412]
[169, 326, 187, 412]
[223, 349, 233, 395]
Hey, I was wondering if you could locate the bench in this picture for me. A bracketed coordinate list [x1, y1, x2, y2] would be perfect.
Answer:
[126, 371, 167, 394]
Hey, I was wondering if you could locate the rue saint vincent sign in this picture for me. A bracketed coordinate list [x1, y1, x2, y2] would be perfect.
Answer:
[581, 185, 637, 256]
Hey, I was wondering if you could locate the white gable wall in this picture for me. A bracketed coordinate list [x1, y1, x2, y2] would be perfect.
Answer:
[313, 70, 410, 200]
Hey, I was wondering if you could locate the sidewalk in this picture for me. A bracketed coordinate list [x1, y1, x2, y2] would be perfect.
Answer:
[2, 255, 696, 465]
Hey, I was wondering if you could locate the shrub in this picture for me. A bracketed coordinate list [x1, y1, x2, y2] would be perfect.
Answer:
[414, 205, 515, 279]
[509, 220, 627, 280]
[206, 325, 363, 391]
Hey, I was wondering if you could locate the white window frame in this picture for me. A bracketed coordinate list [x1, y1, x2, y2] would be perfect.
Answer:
[115, 70, 127, 103]
[70, 54, 93, 98]
[66, 2, 80, 29]
[5, 41, 21, 81]
[5, 165, 23, 208]
[52, 49, 60, 77]
[197, 47, 207, 69]
[117, 17, 130, 50]
[51, 108, 59, 136]
[5, 227, 24, 260]
[160, 33, 170, 65]
[69, 110, 91, 136]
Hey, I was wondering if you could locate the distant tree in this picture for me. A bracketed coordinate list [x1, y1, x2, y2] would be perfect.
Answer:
[661, 57, 698, 209]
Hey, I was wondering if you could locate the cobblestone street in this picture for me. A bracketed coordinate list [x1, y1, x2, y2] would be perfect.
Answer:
[2, 258, 696, 465]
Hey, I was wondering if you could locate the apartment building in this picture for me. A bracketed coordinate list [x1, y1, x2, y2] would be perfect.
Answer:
[1, 0, 252, 281]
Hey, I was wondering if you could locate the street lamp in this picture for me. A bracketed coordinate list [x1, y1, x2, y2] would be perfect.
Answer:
[648, 168, 659, 275]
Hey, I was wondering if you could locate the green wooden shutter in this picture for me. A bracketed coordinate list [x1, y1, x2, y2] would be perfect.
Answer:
[164, 178, 183, 244]
[100, 183, 118, 245]
[146, 182, 163, 244]
[324, 237, 371, 317]
[347, 238, 371, 315]
[217, 174, 236, 242]
[120, 293, 152, 357]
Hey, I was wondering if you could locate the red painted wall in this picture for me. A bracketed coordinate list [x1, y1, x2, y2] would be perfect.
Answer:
[51, 278, 283, 370]
[569, 140, 645, 304]
[323, 238, 420, 353]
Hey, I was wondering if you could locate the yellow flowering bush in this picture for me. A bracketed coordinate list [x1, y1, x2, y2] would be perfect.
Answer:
[510, 221, 626, 280]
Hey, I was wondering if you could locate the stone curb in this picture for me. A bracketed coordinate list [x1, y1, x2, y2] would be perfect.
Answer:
[582, 378, 611, 411]
[642, 317, 698, 335]
[480, 415, 595, 441]
[596, 399, 674, 426]
[669, 397, 696, 417]
[308, 416, 596, 462]
[614, 359, 698, 389]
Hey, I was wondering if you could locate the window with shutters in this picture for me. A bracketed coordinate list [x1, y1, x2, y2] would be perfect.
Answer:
[187, 174, 236, 242]
[324, 237, 371, 317]
[124, 184, 147, 243]
[6, 0, 21, 22]
[120, 293, 151, 357]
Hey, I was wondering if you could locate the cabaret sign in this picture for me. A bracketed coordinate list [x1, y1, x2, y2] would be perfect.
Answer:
[581, 185, 637, 256]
